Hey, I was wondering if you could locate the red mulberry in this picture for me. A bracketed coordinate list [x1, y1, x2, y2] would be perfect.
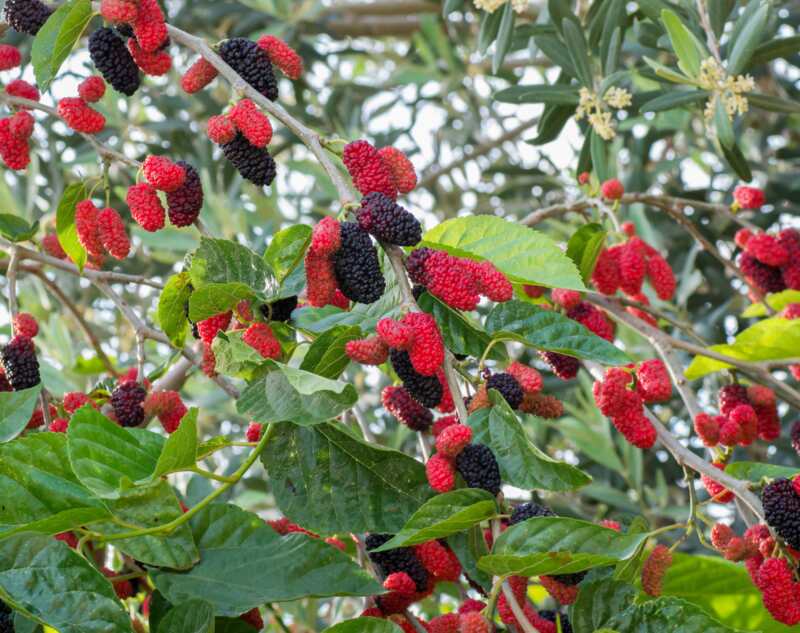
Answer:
[0, 118, 29, 170]
[0, 44, 21, 71]
[415, 540, 461, 581]
[745, 233, 789, 268]
[641, 544, 672, 596]
[539, 351, 580, 380]
[402, 311, 444, 376]
[6, 78, 39, 103]
[645, 253, 676, 300]
[75, 200, 105, 257]
[635, 359, 671, 403]
[539, 575, 579, 604]
[734, 185, 765, 210]
[551, 288, 581, 309]
[197, 312, 232, 345]
[128, 38, 172, 76]
[242, 322, 281, 359]
[382, 385, 433, 431]
[376, 318, 415, 350]
[435, 423, 472, 457]
[97, 207, 130, 259]
[693, 413, 721, 447]
[507, 361, 542, 394]
[345, 336, 388, 365]
[126, 183, 165, 232]
[131, 0, 167, 52]
[8, 111, 33, 140]
[309, 216, 341, 257]
[100, 0, 137, 22]
[601, 178, 624, 200]
[755, 557, 800, 625]
[469, 260, 513, 302]
[181, 57, 218, 93]
[738, 252, 785, 294]
[229, 99, 273, 148]
[256, 35, 303, 80]
[592, 247, 621, 295]
[57, 97, 105, 134]
[144, 390, 187, 434]
[426, 453, 455, 492]
[343, 140, 397, 199]
[567, 301, 614, 341]
[143, 155, 186, 192]
[63, 391, 90, 413]
[304, 251, 338, 307]
[701, 462, 733, 503]
[377, 146, 417, 194]
[207, 115, 236, 144]
[618, 241, 646, 296]
[42, 234, 66, 259]
[12, 313, 37, 339]
[611, 404, 656, 449]
[78, 76, 106, 103]
[246, 422, 262, 442]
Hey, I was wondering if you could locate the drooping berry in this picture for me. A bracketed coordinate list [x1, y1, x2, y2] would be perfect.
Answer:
[0, 118, 29, 170]
[309, 216, 341, 257]
[458, 612, 491, 633]
[221, 132, 277, 187]
[63, 391, 90, 413]
[762, 478, 800, 550]
[435, 424, 472, 457]
[131, 0, 167, 53]
[144, 390, 188, 434]
[127, 38, 172, 75]
[345, 336, 388, 365]
[57, 98, 105, 134]
[382, 385, 433, 431]
[701, 462, 734, 503]
[733, 185, 765, 210]
[343, 140, 397, 200]
[754, 557, 800, 625]
[377, 146, 417, 194]
[390, 349, 442, 408]
[5, 78, 39, 103]
[111, 381, 147, 427]
[429, 614, 460, 633]
[256, 35, 304, 80]
[426, 453, 456, 492]
[641, 544, 672, 596]
[591, 247, 621, 295]
[245, 422, 262, 442]
[229, 99, 273, 148]
[710, 523, 734, 550]
[401, 312, 444, 376]
[166, 161, 203, 227]
[486, 372, 524, 409]
[88, 27, 141, 96]
[365, 533, 429, 592]
[334, 222, 385, 304]
[523, 284, 545, 298]
[455, 443, 501, 495]
[6, 111, 32, 139]
[738, 252, 785, 294]
[219, 38, 278, 101]
[126, 183, 165, 232]
[42, 234, 67, 259]
[635, 359, 671, 403]
[645, 253, 676, 300]
[551, 288, 581, 310]
[610, 403, 656, 449]
[745, 233, 789, 268]
[357, 192, 421, 246]
[406, 248, 480, 311]
[539, 575, 580, 604]
[181, 57, 219, 93]
[304, 251, 338, 308]
[539, 351, 580, 380]
[196, 312, 232, 345]
[12, 313, 38, 338]
[78, 76, 106, 103]
[96, 207, 130, 260]
[242, 322, 281, 359]
[4, 0, 53, 35]
[468, 260, 513, 302]
[0, 44, 21, 71]
[143, 155, 186, 193]
[693, 413, 720, 447]
[506, 361, 543, 394]
[567, 301, 614, 341]
[75, 200, 105, 257]
[618, 241, 646, 296]
[383, 571, 416, 596]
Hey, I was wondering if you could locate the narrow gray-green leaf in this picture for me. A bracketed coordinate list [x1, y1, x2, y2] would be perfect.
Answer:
[661, 9, 702, 77]
[157, 599, 213, 633]
[0, 384, 41, 443]
[714, 98, 734, 149]
[727, 3, 769, 75]
[640, 90, 709, 112]
[468, 396, 591, 492]
[562, 18, 593, 87]
[478, 516, 649, 576]
[31, 0, 92, 89]
[494, 85, 581, 105]
[642, 56, 694, 84]
[485, 300, 629, 365]
[263, 422, 433, 533]
[747, 93, 800, 114]
[0, 533, 132, 633]
[491, 3, 515, 74]
[151, 504, 381, 616]
[237, 361, 357, 425]
[372, 490, 498, 551]
[750, 35, 800, 66]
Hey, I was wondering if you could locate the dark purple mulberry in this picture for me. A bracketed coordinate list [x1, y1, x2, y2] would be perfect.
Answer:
[1, 335, 40, 390]
[167, 161, 203, 227]
[111, 382, 147, 427]
[390, 349, 442, 408]
[455, 443, 501, 496]
[218, 38, 278, 101]
[762, 478, 800, 550]
[539, 351, 580, 380]
[260, 296, 298, 323]
[792, 421, 800, 457]
[738, 252, 786, 294]
[486, 372, 524, 409]
[0, 600, 12, 633]
[88, 27, 141, 96]
[221, 132, 276, 187]
[334, 222, 385, 304]
[406, 247, 432, 286]
[357, 192, 421, 246]
[366, 533, 429, 592]
[539, 611, 573, 633]
[4, 0, 53, 35]
[509, 501, 555, 525]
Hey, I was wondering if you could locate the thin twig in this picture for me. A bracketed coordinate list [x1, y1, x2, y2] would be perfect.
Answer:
[6, 246, 20, 329]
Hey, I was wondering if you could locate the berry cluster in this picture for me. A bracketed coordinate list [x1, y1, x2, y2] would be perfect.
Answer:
[242, 322, 281, 360]
[592, 362, 670, 449]
[343, 140, 417, 199]
[426, 421, 501, 496]
[406, 247, 513, 311]
[736, 227, 800, 295]
[99, 0, 168, 55]
[305, 217, 385, 306]
[592, 224, 676, 309]
[693, 383, 780, 448]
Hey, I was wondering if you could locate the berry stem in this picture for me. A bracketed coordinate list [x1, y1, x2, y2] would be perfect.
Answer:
[190, 466, 237, 483]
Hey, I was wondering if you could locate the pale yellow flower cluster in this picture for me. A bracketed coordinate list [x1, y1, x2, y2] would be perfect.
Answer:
[698, 57, 755, 121]
[473, 0, 529, 14]
[574, 86, 632, 140]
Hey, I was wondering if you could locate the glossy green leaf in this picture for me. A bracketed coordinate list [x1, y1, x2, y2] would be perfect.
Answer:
[263, 224, 311, 283]
[0, 214, 38, 243]
[158, 273, 192, 348]
[727, 3, 769, 75]
[741, 290, 800, 317]
[299, 325, 361, 379]
[600, 0, 625, 74]
[423, 216, 584, 290]
[67, 407, 160, 498]
[55, 182, 88, 271]
[468, 397, 591, 492]
[189, 237, 278, 300]
[485, 300, 629, 364]
[0, 533, 132, 633]
[566, 223, 606, 284]
[187, 282, 253, 322]
[97, 481, 199, 569]
[661, 9, 703, 77]
[591, 128, 610, 180]
[150, 408, 198, 479]
[417, 293, 499, 359]
[372, 490, 498, 551]
[640, 90, 709, 112]
[494, 85, 581, 105]
[31, 0, 92, 90]
[157, 599, 213, 633]
[263, 422, 432, 533]
[608, 597, 746, 633]
[0, 384, 42, 443]
[237, 361, 357, 425]
[322, 619, 403, 633]
[723, 461, 798, 483]
[562, 19, 593, 87]
[151, 504, 381, 616]
[478, 516, 649, 576]
[570, 577, 637, 633]
[685, 316, 800, 378]
[0, 433, 109, 538]
[534, 34, 578, 78]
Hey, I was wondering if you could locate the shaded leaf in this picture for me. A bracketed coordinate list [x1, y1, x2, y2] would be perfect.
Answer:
[55, 182, 88, 271]
[0, 214, 38, 243]
[31, 0, 92, 90]
[494, 85, 581, 105]
[158, 273, 192, 348]
[566, 223, 606, 283]
[189, 237, 278, 300]
[640, 90, 708, 112]
[150, 408, 198, 479]
[727, 3, 769, 75]
[157, 599, 213, 633]
[0, 384, 42, 443]
[187, 282, 253, 322]
[299, 325, 361, 379]
[448, 526, 493, 593]
[263, 224, 311, 284]
[322, 619, 402, 633]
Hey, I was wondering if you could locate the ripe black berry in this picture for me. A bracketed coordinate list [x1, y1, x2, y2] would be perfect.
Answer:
[111, 382, 147, 427]
[0, 599, 13, 633]
[365, 533, 429, 592]
[390, 349, 442, 408]
[221, 132, 276, 187]
[539, 611, 573, 633]
[167, 161, 203, 227]
[738, 253, 786, 294]
[455, 443, 501, 496]
[509, 501, 555, 525]
[486, 372, 524, 409]
[791, 420, 800, 457]
[357, 192, 421, 247]
[4, 0, 53, 35]
[88, 28, 141, 96]
[260, 296, 298, 323]
[762, 478, 800, 550]
[539, 351, 580, 380]
[334, 222, 385, 304]
[1, 335, 40, 390]
[406, 247, 432, 286]
[218, 38, 278, 101]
